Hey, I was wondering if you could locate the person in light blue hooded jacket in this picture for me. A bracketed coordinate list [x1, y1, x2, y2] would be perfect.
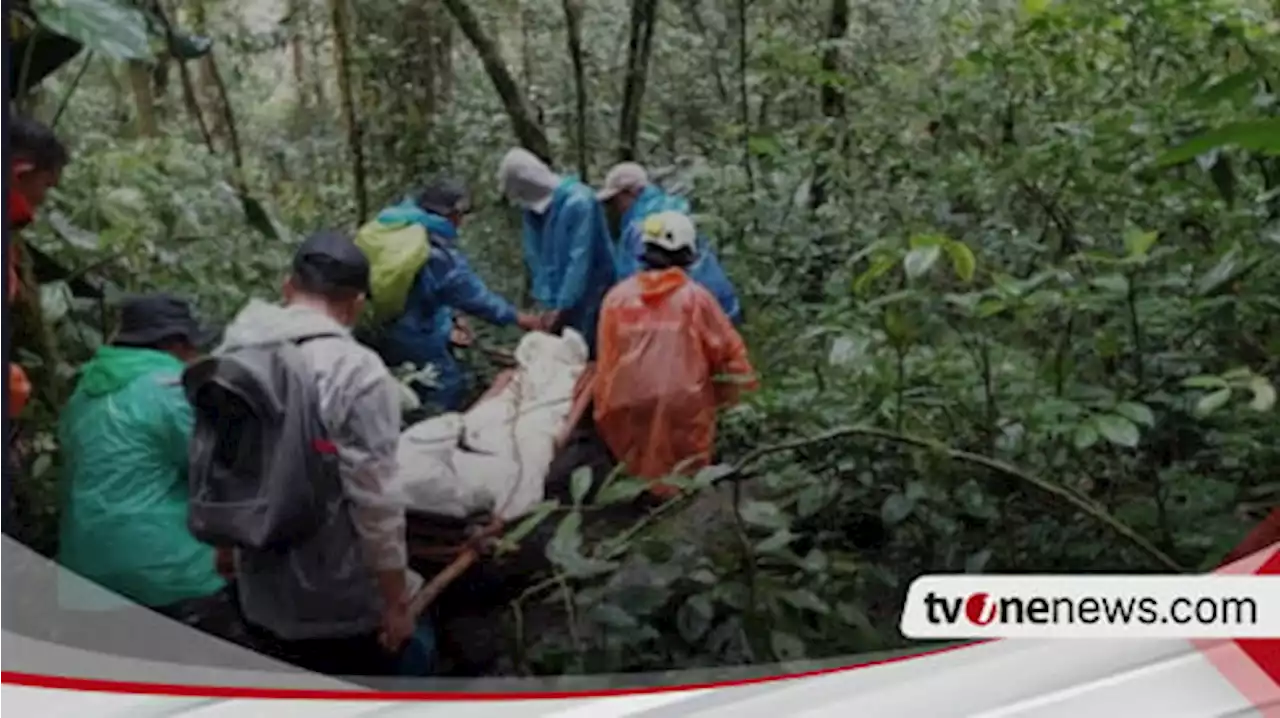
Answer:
[377, 181, 543, 411]
[597, 162, 743, 325]
[498, 148, 617, 357]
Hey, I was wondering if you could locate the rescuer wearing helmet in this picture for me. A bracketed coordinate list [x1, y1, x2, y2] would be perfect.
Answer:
[591, 211, 757, 500]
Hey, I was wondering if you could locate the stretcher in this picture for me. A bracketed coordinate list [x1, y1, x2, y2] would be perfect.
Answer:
[405, 363, 600, 617]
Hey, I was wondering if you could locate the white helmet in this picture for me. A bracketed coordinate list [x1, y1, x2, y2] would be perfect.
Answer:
[640, 210, 696, 252]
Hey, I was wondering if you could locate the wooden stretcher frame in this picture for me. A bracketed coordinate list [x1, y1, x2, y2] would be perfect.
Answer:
[407, 363, 596, 619]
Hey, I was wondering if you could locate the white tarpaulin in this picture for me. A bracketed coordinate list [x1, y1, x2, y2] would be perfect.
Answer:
[396, 329, 590, 520]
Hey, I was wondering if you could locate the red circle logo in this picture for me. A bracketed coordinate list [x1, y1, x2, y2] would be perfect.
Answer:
[965, 592, 996, 625]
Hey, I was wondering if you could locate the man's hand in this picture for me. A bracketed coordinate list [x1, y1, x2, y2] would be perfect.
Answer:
[379, 598, 415, 653]
[539, 310, 563, 333]
[450, 317, 475, 347]
[376, 568, 413, 653]
[516, 312, 543, 332]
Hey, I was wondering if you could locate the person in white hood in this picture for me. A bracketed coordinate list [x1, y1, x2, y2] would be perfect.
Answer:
[497, 148, 617, 357]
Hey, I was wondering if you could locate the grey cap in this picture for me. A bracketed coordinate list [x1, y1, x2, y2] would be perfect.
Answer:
[596, 162, 649, 201]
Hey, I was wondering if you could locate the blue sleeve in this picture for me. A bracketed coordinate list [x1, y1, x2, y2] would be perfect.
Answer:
[552, 198, 598, 310]
[615, 222, 644, 279]
[692, 239, 743, 325]
[434, 250, 519, 326]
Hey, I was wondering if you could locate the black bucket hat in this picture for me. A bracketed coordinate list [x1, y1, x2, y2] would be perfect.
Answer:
[112, 293, 219, 350]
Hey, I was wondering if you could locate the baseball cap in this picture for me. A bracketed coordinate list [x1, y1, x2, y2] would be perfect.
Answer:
[596, 162, 649, 201]
[415, 179, 472, 217]
[112, 293, 219, 349]
[292, 230, 371, 294]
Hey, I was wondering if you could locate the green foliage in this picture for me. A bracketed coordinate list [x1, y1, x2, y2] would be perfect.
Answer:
[10, 0, 1279, 676]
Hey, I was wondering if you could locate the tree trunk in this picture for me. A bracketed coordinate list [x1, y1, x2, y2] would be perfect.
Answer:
[329, 0, 369, 222]
[206, 53, 246, 187]
[289, 0, 308, 110]
[436, 3, 454, 103]
[439, 0, 552, 162]
[617, 0, 660, 162]
[562, 0, 589, 179]
[810, 0, 849, 211]
[156, 4, 216, 153]
[127, 60, 159, 137]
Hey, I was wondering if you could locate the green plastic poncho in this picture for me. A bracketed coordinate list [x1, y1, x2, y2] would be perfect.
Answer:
[56, 346, 225, 609]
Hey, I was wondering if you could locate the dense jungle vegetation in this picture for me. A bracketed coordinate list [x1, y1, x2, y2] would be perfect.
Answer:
[8, 0, 1280, 675]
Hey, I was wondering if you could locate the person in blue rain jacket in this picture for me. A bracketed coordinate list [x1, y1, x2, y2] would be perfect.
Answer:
[596, 162, 743, 325]
[377, 181, 543, 411]
[497, 148, 618, 356]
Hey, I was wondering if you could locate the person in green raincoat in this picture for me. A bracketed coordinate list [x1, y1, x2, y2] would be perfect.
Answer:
[57, 294, 227, 616]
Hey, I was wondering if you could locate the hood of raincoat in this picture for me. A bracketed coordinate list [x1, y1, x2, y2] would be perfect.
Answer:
[635, 268, 690, 305]
[76, 346, 186, 398]
[377, 200, 458, 241]
[218, 299, 351, 352]
[623, 185, 690, 230]
[499, 148, 560, 214]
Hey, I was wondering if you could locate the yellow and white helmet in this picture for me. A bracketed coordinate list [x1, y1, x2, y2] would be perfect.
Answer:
[640, 210, 697, 252]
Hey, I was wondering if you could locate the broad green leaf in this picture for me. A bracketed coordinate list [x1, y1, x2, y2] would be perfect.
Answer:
[770, 630, 807, 661]
[590, 603, 639, 629]
[677, 594, 715, 642]
[852, 253, 897, 295]
[1021, 0, 1052, 18]
[1248, 377, 1276, 412]
[1196, 388, 1233, 417]
[1114, 402, 1156, 428]
[1197, 247, 1242, 296]
[501, 500, 559, 548]
[32, 0, 153, 61]
[903, 245, 942, 279]
[740, 500, 789, 530]
[1182, 375, 1229, 389]
[1157, 119, 1280, 167]
[756, 529, 796, 553]
[45, 211, 99, 250]
[1123, 229, 1158, 259]
[545, 512, 584, 567]
[909, 233, 949, 249]
[1096, 414, 1140, 448]
[881, 493, 915, 526]
[780, 589, 830, 615]
[965, 549, 993, 573]
[31, 454, 53, 480]
[570, 466, 593, 505]
[945, 241, 977, 282]
[1073, 421, 1100, 450]
[1090, 274, 1129, 293]
[594, 477, 648, 505]
[39, 281, 73, 324]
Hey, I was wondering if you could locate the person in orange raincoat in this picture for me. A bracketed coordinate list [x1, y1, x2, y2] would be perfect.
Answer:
[6, 113, 70, 534]
[593, 211, 757, 499]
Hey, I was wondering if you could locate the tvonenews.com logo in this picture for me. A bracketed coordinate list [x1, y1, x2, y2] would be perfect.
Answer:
[923, 591, 1257, 627]
[900, 576, 1280, 639]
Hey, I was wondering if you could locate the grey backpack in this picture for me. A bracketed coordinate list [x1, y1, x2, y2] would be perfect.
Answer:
[183, 334, 342, 551]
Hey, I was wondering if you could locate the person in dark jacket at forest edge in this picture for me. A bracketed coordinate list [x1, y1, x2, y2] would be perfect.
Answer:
[375, 181, 544, 411]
